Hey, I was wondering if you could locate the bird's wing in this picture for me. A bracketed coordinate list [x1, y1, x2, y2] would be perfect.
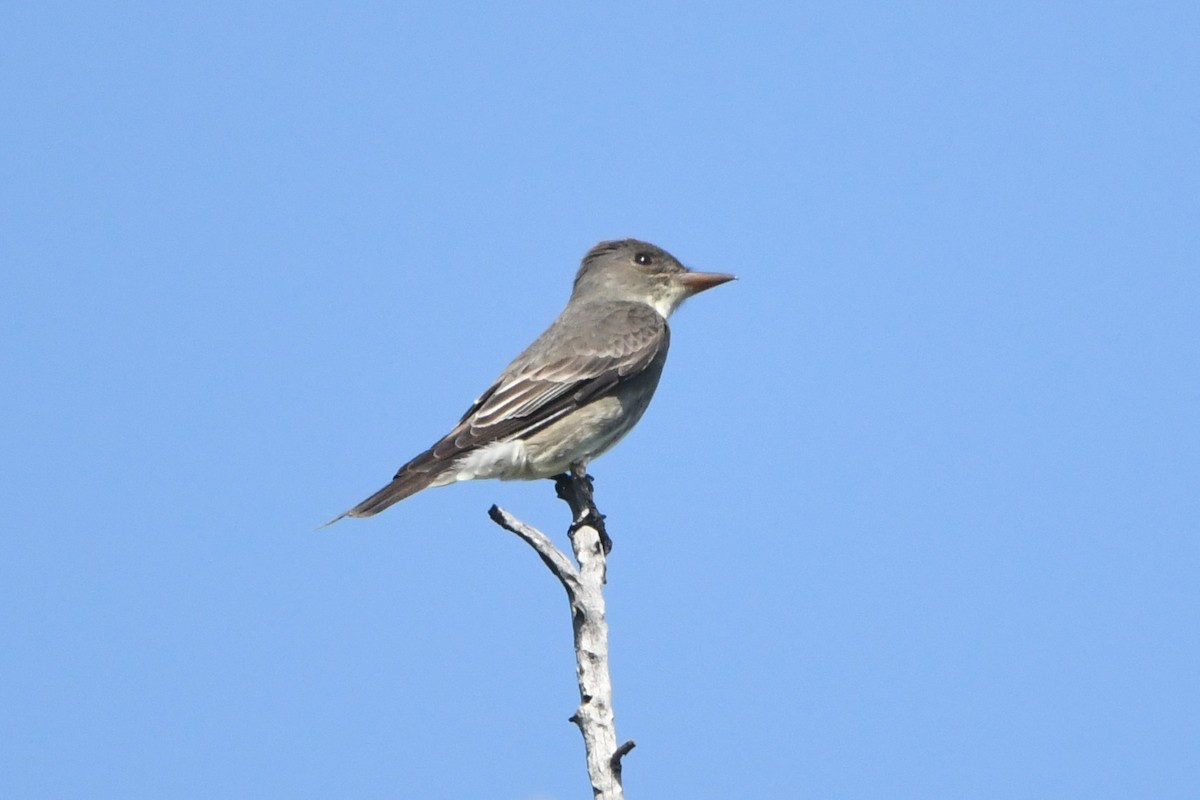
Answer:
[432, 301, 668, 457]
[333, 302, 667, 521]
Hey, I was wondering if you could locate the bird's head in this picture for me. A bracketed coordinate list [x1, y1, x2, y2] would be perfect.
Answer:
[571, 239, 735, 317]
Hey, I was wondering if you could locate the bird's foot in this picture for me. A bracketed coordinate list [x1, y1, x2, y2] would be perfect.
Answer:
[556, 466, 611, 554]
[569, 509, 611, 554]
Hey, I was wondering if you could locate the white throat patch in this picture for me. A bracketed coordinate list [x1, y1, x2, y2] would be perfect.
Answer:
[650, 282, 689, 318]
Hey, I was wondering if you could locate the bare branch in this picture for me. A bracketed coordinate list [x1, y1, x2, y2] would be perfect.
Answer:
[487, 470, 629, 799]
[611, 739, 637, 775]
[488, 505, 579, 587]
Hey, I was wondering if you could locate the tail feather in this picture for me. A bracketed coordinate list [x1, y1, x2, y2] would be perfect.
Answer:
[321, 449, 454, 528]
[355, 471, 442, 515]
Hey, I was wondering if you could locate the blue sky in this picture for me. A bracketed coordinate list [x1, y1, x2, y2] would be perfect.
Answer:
[3, 2, 1197, 797]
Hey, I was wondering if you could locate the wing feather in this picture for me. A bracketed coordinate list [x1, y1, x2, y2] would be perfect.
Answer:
[416, 302, 667, 468]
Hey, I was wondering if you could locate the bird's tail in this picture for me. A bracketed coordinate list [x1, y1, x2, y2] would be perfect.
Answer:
[321, 448, 455, 528]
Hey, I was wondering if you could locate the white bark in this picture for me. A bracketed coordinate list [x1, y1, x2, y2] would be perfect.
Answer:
[488, 468, 634, 799]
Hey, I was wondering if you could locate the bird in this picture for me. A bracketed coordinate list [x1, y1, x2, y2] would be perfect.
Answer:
[327, 239, 734, 525]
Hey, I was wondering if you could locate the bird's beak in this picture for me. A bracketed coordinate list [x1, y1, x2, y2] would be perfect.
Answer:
[677, 271, 736, 295]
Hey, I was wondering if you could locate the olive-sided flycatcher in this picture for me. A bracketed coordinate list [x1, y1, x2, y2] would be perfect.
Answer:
[329, 239, 734, 523]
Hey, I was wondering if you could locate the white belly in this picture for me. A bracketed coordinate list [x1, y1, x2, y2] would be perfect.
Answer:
[448, 392, 648, 483]
[451, 439, 532, 482]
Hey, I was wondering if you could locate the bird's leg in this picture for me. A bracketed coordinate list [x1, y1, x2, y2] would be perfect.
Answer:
[555, 463, 611, 554]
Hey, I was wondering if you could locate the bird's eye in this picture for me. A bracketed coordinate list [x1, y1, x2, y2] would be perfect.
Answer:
[634, 252, 654, 266]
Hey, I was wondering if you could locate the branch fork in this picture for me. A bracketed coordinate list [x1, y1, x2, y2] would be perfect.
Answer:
[488, 465, 633, 800]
